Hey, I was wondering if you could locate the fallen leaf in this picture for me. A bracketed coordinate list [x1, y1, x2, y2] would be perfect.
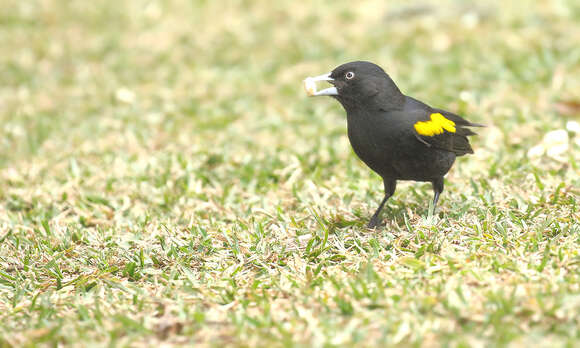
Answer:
[554, 100, 580, 117]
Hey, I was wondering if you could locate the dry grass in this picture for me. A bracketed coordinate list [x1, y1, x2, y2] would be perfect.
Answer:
[1, 0, 579, 346]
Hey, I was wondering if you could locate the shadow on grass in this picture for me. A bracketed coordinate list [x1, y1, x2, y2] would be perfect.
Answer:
[324, 201, 423, 231]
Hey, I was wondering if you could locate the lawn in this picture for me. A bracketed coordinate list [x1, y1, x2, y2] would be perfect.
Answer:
[1, 0, 579, 346]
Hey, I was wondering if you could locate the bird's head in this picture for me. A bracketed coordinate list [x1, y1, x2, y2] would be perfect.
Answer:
[304, 61, 404, 111]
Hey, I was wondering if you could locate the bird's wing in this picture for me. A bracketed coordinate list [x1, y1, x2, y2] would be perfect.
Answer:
[412, 110, 481, 156]
[431, 108, 485, 128]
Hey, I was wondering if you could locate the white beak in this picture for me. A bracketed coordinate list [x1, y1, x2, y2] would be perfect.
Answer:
[303, 73, 338, 96]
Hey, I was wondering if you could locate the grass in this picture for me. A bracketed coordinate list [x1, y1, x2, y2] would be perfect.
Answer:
[1, 0, 579, 346]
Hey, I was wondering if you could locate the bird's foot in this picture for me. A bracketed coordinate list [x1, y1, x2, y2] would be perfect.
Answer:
[367, 216, 382, 229]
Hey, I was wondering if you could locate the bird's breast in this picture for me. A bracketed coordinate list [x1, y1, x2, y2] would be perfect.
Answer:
[346, 114, 396, 176]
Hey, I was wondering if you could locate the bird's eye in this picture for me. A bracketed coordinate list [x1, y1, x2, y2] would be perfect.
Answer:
[345, 71, 355, 80]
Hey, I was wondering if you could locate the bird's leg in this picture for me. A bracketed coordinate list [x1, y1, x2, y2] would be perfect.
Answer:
[431, 177, 444, 215]
[367, 179, 396, 229]
[368, 195, 389, 229]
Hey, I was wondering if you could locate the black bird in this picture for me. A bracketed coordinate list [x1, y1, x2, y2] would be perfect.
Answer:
[305, 61, 482, 228]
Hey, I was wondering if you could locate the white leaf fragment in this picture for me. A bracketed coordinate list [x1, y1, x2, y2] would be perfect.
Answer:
[528, 129, 570, 161]
[566, 121, 580, 133]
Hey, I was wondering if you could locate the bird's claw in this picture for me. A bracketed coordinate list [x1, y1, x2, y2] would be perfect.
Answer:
[367, 217, 381, 229]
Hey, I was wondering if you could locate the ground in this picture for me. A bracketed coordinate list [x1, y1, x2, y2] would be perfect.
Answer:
[1, 0, 579, 346]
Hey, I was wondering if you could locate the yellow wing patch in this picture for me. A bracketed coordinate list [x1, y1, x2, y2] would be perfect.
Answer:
[414, 113, 456, 136]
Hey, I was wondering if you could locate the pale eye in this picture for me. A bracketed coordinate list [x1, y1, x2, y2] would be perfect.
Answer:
[345, 71, 355, 80]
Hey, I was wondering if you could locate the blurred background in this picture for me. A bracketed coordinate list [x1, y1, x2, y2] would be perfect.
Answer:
[1, 0, 579, 345]
[2, 0, 578, 220]
[2, 0, 579, 166]
[2, 0, 578, 210]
